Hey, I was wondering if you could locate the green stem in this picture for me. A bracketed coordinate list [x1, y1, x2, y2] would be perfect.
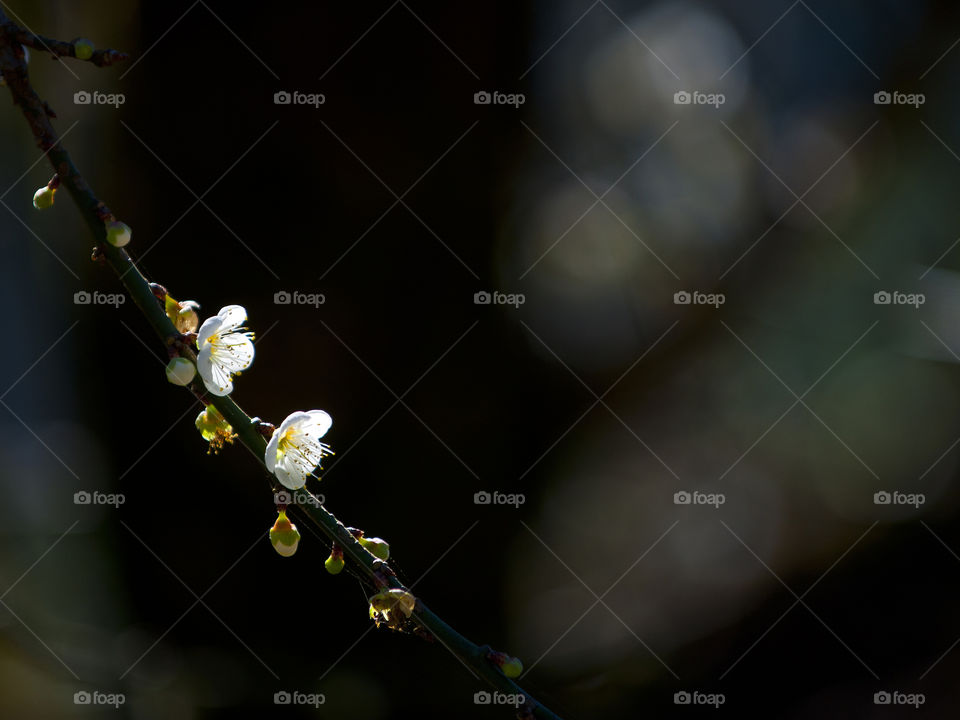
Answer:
[0, 12, 564, 720]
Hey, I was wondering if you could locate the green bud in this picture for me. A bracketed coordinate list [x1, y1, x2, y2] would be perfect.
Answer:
[32, 185, 56, 210]
[501, 656, 523, 678]
[105, 220, 132, 248]
[165, 357, 196, 386]
[73, 38, 95, 60]
[270, 510, 300, 557]
[358, 536, 390, 561]
[325, 552, 344, 575]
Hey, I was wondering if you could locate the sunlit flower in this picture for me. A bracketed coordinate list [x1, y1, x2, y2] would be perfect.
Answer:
[196, 305, 255, 396]
[264, 410, 333, 490]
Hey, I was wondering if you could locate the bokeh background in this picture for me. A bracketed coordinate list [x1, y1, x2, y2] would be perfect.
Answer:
[2, 0, 960, 717]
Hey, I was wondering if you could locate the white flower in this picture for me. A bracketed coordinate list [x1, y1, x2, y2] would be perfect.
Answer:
[265, 410, 333, 490]
[196, 305, 255, 396]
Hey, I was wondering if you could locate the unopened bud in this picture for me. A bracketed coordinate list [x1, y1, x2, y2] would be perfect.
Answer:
[105, 220, 132, 247]
[32, 185, 56, 210]
[358, 536, 390, 561]
[270, 510, 300, 557]
[165, 357, 196, 386]
[325, 548, 345, 575]
[73, 38, 95, 60]
[501, 656, 523, 678]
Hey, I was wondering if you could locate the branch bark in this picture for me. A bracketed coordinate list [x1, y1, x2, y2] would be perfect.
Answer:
[0, 11, 563, 720]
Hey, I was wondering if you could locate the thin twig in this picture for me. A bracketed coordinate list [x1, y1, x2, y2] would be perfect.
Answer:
[0, 10, 563, 719]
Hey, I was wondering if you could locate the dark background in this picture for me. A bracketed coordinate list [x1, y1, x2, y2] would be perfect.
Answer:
[2, 0, 960, 717]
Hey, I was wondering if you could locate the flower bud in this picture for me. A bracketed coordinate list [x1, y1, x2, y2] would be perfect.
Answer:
[32, 185, 56, 210]
[487, 649, 524, 678]
[73, 38, 95, 60]
[325, 549, 344, 575]
[165, 357, 196, 386]
[501, 656, 523, 678]
[270, 510, 300, 557]
[105, 220, 132, 247]
[358, 536, 390, 561]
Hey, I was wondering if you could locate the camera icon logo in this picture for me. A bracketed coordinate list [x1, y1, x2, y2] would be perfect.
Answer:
[274, 290, 292, 304]
[674, 691, 691, 704]
[74, 490, 92, 505]
[74, 691, 91, 705]
[274, 691, 292, 704]
[874, 691, 891, 705]
[673, 91, 691, 105]
[74, 290, 92, 305]
[274, 91, 292, 105]
[74, 90, 92, 105]
[673, 491, 691, 505]
[874, 91, 892, 105]
[873, 491, 891, 505]
[873, 290, 891, 305]
[474, 91, 491, 105]
[474, 691, 492, 704]
[673, 290, 691, 305]
[474, 291, 492, 305]
[474, 490, 492, 505]
[274, 491, 293, 506]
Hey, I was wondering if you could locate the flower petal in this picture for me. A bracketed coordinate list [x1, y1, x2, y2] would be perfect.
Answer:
[214, 332, 255, 373]
[264, 431, 280, 472]
[275, 461, 304, 490]
[197, 315, 224, 347]
[278, 411, 313, 433]
[305, 410, 332, 438]
[198, 344, 234, 396]
[217, 304, 247, 333]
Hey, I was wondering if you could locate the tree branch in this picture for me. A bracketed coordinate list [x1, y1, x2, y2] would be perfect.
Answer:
[0, 11, 563, 720]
